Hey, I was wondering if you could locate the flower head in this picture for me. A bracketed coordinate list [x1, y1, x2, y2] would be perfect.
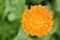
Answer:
[21, 5, 54, 37]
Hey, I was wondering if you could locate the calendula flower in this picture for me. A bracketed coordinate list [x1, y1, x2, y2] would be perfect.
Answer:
[21, 5, 54, 37]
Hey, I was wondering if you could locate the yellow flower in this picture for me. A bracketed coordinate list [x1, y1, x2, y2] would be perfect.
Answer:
[21, 5, 54, 37]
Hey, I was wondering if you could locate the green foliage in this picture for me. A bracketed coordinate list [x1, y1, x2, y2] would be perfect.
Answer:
[26, 0, 44, 4]
[0, 20, 20, 40]
[0, 0, 25, 40]
[53, 0, 60, 12]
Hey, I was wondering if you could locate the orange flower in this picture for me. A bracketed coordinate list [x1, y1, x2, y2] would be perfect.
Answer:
[21, 5, 54, 37]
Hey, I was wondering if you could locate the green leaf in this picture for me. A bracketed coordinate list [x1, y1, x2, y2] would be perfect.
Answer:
[0, 0, 5, 18]
[0, 20, 20, 40]
[53, 0, 60, 12]
[7, 13, 18, 21]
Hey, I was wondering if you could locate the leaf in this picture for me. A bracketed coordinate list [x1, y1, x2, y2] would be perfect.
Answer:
[0, 20, 20, 40]
[53, 0, 60, 12]
[7, 13, 18, 21]
[0, 0, 5, 18]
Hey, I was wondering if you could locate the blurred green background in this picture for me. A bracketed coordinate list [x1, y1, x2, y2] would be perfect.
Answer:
[0, 0, 60, 40]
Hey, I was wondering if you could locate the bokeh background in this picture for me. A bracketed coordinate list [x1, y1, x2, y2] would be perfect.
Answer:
[0, 0, 60, 40]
